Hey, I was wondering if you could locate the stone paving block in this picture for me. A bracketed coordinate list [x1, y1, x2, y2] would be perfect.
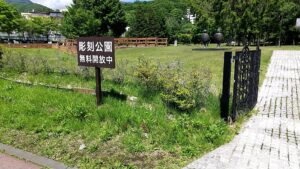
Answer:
[184, 51, 300, 169]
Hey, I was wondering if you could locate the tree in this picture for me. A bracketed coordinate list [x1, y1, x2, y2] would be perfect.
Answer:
[61, 0, 127, 39]
[0, 0, 21, 41]
[125, 0, 191, 40]
[218, 0, 300, 45]
[39, 17, 59, 41]
[128, 4, 167, 38]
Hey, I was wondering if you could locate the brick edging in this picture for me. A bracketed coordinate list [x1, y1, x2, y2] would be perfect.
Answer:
[0, 143, 76, 169]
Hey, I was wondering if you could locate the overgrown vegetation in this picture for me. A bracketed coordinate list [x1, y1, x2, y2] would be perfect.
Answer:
[134, 58, 212, 111]
[0, 46, 235, 168]
[0, 45, 297, 168]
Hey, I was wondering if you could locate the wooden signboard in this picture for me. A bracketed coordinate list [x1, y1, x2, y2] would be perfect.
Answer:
[77, 37, 115, 106]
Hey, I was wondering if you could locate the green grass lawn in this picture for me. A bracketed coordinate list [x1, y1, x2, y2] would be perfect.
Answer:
[3, 45, 299, 92]
[0, 45, 299, 168]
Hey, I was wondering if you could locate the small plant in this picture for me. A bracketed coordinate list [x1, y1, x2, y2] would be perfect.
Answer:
[41, 58, 54, 74]
[59, 67, 69, 76]
[68, 104, 90, 121]
[111, 59, 128, 84]
[177, 33, 192, 44]
[17, 53, 27, 73]
[82, 67, 92, 80]
[189, 68, 212, 108]
[160, 67, 212, 112]
[4, 52, 28, 73]
[202, 121, 226, 143]
[123, 131, 145, 153]
[27, 56, 42, 75]
[161, 75, 195, 111]
[134, 57, 163, 91]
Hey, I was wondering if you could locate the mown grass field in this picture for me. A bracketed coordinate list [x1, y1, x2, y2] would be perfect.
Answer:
[0, 45, 299, 168]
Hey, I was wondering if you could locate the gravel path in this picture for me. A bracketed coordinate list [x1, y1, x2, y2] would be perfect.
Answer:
[184, 50, 300, 169]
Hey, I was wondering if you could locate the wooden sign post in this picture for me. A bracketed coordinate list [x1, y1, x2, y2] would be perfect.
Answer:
[77, 37, 115, 106]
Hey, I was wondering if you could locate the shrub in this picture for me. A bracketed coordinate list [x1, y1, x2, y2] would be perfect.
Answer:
[134, 58, 212, 112]
[178, 33, 192, 44]
[27, 56, 43, 75]
[82, 67, 92, 80]
[161, 68, 212, 112]
[161, 75, 195, 111]
[189, 68, 212, 108]
[74, 66, 93, 80]
[111, 59, 128, 84]
[41, 58, 54, 74]
[59, 67, 69, 76]
[134, 57, 163, 91]
[2, 51, 27, 73]
[202, 120, 226, 143]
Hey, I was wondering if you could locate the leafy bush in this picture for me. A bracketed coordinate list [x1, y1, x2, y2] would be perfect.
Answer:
[27, 56, 43, 75]
[74, 66, 92, 80]
[161, 75, 195, 111]
[2, 51, 27, 73]
[134, 57, 163, 91]
[189, 68, 212, 108]
[110, 59, 128, 84]
[178, 33, 192, 44]
[59, 67, 69, 76]
[82, 67, 92, 80]
[2, 50, 54, 75]
[41, 58, 54, 74]
[134, 58, 212, 112]
[161, 68, 212, 112]
[202, 120, 226, 143]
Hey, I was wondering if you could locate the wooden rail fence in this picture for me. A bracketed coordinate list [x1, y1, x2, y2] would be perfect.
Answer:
[2, 43, 53, 49]
[115, 38, 168, 47]
[1, 37, 168, 55]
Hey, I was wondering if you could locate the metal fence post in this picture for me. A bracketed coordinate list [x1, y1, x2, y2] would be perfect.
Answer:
[221, 52, 232, 120]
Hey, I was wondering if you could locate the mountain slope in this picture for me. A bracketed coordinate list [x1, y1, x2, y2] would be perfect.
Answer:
[6, 0, 31, 3]
[5, 0, 53, 13]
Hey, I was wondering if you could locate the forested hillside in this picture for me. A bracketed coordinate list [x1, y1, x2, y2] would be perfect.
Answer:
[5, 0, 52, 13]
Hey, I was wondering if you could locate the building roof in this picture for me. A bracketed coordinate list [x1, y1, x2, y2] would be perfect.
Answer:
[21, 11, 63, 19]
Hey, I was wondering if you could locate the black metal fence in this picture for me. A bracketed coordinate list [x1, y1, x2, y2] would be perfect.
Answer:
[221, 46, 261, 121]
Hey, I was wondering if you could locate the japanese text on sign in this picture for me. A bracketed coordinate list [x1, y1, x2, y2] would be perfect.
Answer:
[77, 37, 115, 68]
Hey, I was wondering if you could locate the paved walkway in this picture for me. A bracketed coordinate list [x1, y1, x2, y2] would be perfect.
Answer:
[184, 51, 300, 169]
[0, 153, 40, 169]
[0, 143, 75, 169]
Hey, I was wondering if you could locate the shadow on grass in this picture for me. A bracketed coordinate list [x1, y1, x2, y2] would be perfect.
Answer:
[103, 89, 128, 101]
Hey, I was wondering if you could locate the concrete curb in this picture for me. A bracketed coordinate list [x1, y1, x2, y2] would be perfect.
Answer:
[0, 143, 76, 169]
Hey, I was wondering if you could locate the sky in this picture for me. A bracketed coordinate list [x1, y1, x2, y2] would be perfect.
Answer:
[30, 0, 145, 10]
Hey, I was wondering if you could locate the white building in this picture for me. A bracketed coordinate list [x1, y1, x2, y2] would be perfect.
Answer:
[296, 18, 300, 28]
[21, 11, 63, 20]
[186, 8, 196, 24]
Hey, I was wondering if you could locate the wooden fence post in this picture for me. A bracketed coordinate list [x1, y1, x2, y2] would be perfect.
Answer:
[95, 67, 103, 106]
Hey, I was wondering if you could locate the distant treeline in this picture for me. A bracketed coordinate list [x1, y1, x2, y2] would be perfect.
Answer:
[122, 0, 300, 45]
